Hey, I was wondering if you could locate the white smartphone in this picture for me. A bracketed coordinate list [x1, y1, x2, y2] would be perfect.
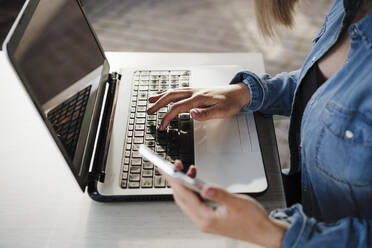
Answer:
[139, 145, 205, 193]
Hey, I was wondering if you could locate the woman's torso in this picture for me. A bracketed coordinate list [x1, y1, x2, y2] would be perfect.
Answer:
[289, 0, 372, 221]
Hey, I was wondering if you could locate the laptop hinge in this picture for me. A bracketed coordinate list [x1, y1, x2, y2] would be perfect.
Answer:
[89, 72, 121, 183]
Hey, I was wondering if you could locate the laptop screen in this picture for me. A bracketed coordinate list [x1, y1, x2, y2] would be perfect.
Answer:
[6, 0, 107, 190]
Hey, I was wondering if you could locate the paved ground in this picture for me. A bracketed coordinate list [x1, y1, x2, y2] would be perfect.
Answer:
[82, 0, 332, 168]
[0, 0, 333, 169]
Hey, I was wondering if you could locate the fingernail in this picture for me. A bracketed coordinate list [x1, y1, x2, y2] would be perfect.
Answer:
[205, 187, 216, 197]
[191, 109, 200, 118]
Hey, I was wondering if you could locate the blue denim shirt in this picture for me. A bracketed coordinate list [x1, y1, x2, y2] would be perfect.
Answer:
[231, 0, 372, 247]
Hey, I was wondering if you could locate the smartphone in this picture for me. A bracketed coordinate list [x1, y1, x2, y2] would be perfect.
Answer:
[139, 145, 205, 193]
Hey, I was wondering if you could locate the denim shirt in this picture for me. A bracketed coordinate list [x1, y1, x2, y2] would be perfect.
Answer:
[230, 0, 372, 247]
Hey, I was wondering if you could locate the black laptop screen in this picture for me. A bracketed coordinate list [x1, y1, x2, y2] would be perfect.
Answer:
[6, 0, 107, 191]
[11, 0, 104, 104]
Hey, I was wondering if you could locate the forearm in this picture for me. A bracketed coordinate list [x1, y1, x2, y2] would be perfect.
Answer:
[230, 70, 301, 116]
[271, 204, 372, 248]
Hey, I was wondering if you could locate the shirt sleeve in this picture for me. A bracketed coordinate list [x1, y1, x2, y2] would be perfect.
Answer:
[270, 204, 372, 248]
[230, 70, 301, 116]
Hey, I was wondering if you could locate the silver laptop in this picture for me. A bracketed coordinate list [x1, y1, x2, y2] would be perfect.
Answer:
[3, 0, 267, 201]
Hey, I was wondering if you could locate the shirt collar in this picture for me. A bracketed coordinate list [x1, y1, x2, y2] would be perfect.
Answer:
[352, 11, 372, 48]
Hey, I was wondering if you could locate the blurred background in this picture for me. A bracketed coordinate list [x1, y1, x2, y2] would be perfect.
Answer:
[0, 0, 333, 169]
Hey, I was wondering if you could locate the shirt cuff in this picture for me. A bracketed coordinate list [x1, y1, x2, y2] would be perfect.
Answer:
[229, 71, 264, 112]
[269, 204, 312, 248]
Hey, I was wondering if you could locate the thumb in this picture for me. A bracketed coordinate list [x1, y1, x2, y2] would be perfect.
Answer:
[200, 185, 237, 206]
[190, 105, 221, 121]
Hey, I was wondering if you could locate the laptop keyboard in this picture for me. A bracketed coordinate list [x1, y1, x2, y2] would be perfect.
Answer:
[120, 70, 194, 189]
[47, 85, 91, 157]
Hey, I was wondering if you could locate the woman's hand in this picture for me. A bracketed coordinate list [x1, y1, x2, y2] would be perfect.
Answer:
[162, 161, 289, 248]
[147, 83, 250, 130]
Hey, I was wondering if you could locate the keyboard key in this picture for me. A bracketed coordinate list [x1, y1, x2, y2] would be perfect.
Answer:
[121, 180, 127, 188]
[135, 124, 145, 130]
[129, 174, 140, 182]
[126, 144, 131, 150]
[145, 140, 155, 147]
[142, 169, 154, 178]
[147, 121, 156, 127]
[128, 182, 140, 188]
[159, 107, 167, 113]
[132, 144, 140, 151]
[122, 172, 128, 180]
[137, 101, 147, 106]
[131, 151, 141, 158]
[137, 106, 146, 112]
[124, 151, 131, 157]
[146, 125, 156, 134]
[139, 86, 149, 91]
[122, 164, 129, 172]
[156, 145, 166, 153]
[134, 131, 144, 137]
[145, 134, 155, 140]
[147, 115, 157, 121]
[149, 85, 158, 91]
[136, 118, 146, 124]
[128, 125, 134, 131]
[131, 158, 142, 166]
[130, 166, 141, 174]
[143, 161, 154, 169]
[179, 113, 190, 120]
[138, 92, 148, 100]
[154, 176, 166, 188]
[141, 178, 153, 188]
[136, 113, 146, 118]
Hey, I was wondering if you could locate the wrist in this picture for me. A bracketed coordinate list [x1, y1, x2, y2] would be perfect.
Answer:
[235, 82, 251, 108]
[258, 217, 289, 248]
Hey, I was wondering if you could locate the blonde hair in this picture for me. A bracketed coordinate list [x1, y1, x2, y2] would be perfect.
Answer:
[254, 0, 299, 37]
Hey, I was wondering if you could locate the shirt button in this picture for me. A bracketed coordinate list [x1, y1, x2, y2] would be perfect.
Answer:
[311, 56, 316, 62]
[345, 130, 354, 139]
[351, 27, 357, 36]
[309, 98, 315, 105]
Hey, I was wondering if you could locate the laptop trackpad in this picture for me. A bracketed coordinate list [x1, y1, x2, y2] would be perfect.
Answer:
[194, 113, 267, 193]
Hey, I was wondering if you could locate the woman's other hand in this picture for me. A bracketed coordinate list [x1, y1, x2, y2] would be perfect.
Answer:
[147, 83, 250, 130]
[162, 161, 289, 248]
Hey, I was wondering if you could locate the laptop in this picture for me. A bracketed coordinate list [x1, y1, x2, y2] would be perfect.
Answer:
[3, 0, 268, 201]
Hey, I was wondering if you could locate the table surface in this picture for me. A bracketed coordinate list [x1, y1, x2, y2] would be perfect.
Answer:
[0, 52, 285, 248]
